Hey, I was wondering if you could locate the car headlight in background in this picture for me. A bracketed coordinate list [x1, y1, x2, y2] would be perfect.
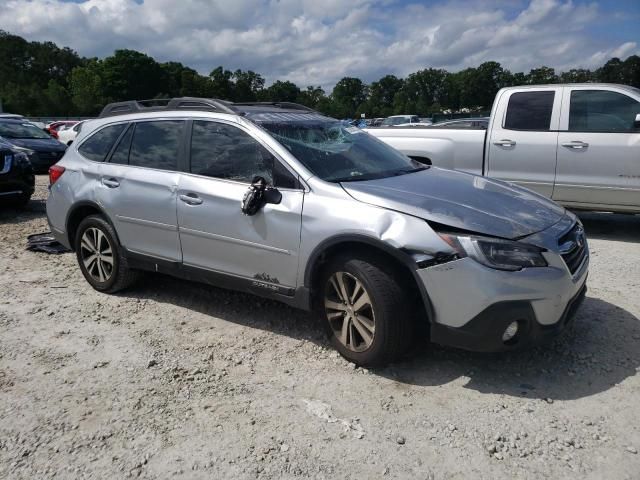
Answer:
[438, 233, 547, 271]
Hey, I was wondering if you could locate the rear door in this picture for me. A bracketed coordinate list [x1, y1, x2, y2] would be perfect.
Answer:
[97, 119, 185, 262]
[554, 86, 640, 209]
[177, 119, 304, 291]
[486, 87, 562, 197]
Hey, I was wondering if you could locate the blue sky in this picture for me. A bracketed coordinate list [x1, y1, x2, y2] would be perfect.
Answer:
[1, 0, 638, 88]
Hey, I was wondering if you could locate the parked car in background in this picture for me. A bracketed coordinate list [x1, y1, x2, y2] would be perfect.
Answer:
[0, 118, 67, 174]
[47, 97, 588, 366]
[381, 115, 420, 126]
[0, 113, 24, 119]
[46, 121, 79, 139]
[429, 117, 490, 129]
[57, 121, 85, 145]
[366, 84, 640, 213]
[0, 145, 35, 206]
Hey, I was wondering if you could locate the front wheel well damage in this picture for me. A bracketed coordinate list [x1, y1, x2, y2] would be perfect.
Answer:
[306, 241, 430, 326]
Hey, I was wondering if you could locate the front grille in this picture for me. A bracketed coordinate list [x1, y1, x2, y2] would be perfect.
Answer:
[559, 224, 587, 275]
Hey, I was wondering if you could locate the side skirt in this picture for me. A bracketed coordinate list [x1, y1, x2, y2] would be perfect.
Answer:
[123, 249, 312, 311]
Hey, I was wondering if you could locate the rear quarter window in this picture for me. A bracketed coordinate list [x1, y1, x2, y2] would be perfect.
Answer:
[78, 124, 127, 162]
[504, 91, 555, 131]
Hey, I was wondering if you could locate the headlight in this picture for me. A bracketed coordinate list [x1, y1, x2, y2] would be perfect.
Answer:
[438, 233, 547, 271]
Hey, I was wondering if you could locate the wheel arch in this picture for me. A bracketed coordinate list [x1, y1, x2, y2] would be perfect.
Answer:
[303, 234, 434, 323]
[65, 201, 118, 251]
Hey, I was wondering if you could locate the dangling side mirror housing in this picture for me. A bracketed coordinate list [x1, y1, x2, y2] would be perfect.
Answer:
[263, 187, 282, 205]
[241, 176, 281, 216]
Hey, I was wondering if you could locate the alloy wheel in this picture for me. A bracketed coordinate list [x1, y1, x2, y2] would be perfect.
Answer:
[324, 271, 376, 352]
[80, 227, 114, 283]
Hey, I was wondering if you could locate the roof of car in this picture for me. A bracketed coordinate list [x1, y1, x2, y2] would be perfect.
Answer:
[98, 97, 318, 119]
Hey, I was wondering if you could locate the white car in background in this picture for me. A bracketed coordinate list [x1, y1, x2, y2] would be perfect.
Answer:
[380, 115, 421, 126]
[57, 121, 85, 145]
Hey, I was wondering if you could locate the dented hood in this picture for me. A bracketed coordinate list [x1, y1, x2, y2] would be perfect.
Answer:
[341, 167, 565, 239]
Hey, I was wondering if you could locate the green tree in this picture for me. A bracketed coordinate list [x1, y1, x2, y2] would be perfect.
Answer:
[100, 49, 165, 102]
[262, 80, 300, 102]
[69, 61, 105, 115]
[331, 77, 367, 117]
[209, 66, 234, 99]
[559, 68, 594, 83]
[297, 86, 326, 108]
[366, 75, 404, 116]
[527, 66, 558, 84]
[232, 70, 265, 101]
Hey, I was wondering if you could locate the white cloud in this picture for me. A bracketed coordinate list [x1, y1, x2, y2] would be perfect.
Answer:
[0, 0, 637, 89]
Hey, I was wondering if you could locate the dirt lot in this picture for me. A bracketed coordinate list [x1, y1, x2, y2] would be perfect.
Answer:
[1, 176, 639, 479]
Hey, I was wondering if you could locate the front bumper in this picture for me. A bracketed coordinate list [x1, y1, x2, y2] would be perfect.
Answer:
[417, 245, 589, 352]
[429, 280, 586, 352]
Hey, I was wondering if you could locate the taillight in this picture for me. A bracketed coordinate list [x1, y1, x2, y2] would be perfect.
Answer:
[49, 165, 65, 185]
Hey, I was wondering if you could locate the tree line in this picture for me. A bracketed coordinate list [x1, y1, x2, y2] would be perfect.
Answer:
[1, 30, 639, 119]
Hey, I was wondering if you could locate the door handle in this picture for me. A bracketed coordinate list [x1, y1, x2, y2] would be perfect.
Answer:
[101, 178, 120, 188]
[561, 141, 589, 149]
[494, 139, 516, 147]
[179, 193, 203, 205]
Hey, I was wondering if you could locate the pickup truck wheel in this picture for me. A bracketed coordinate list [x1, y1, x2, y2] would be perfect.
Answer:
[318, 255, 414, 367]
[75, 215, 139, 293]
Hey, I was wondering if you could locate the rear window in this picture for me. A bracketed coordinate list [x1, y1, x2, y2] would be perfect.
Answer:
[78, 124, 127, 162]
[504, 91, 555, 131]
[128, 121, 185, 171]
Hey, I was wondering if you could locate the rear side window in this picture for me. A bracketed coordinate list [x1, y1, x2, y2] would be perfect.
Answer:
[504, 91, 555, 131]
[569, 90, 640, 132]
[128, 120, 185, 171]
[78, 124, 126, 162]
[190, 120, 297, 188]
[109, 124, 134, 165]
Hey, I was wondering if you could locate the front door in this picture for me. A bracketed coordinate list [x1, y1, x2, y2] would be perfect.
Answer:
[554, 87, 640, 209]
[486, 87, 562, 197]
[177, 120, 304, 290]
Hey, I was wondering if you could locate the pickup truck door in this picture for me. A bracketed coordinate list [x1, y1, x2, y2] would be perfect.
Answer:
[485, 86, 562, 197]
[554, 86, 640, 210]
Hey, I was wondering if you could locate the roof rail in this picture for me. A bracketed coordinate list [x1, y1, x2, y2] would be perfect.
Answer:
[99, 97, 237, 118]
[232, 102, 316, 112]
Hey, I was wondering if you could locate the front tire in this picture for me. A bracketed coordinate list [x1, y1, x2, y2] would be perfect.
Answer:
[318, 254, 415, 367]
[75, 215, 138, 293]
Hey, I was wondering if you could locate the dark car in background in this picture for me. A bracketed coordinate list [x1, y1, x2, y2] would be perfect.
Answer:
[0, 146, 35, 206]
[0, 119, 67, 174]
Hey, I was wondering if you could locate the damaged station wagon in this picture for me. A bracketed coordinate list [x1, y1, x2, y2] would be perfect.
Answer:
[46, 98, 589, 366]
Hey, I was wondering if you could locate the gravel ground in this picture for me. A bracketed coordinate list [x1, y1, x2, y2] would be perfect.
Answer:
[1, 176, 639, 479]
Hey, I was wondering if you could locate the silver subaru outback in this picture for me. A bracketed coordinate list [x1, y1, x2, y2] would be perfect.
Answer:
[46, 98, 589, 366]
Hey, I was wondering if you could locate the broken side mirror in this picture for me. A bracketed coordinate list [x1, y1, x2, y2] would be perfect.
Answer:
[263, 187, 282, 205]
[241, 176, 281, 216]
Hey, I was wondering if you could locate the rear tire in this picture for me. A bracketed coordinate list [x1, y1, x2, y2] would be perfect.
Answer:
[317, 254, 415, 367]
[74, 215, 139, 293]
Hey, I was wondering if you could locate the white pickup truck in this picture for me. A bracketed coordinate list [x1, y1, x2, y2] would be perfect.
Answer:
[366, 83, 640, 213]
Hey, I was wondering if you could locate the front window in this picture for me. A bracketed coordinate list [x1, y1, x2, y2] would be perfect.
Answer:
[0, 121, 51, 139]
[381, 117, 408, 126]
[251, 113, 426, 183]
[569, 90, 640, 132]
